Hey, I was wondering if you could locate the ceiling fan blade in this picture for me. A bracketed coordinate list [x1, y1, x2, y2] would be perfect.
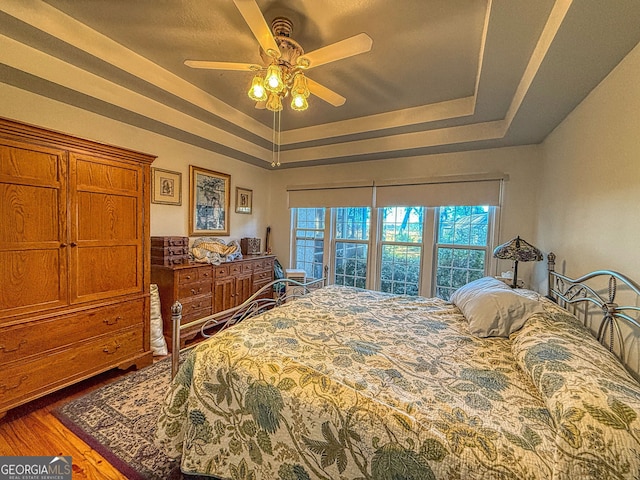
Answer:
[184, 60, 261, 71]
[306, 77, 346, 107]
[297, 33, 373, 69]
[233, 0, 280, 58]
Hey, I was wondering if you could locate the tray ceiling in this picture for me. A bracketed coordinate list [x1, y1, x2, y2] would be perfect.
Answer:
[1, 1, 639, 168]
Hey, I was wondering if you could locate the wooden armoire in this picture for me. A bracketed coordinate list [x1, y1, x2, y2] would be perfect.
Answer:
[0, 118, 155, 418]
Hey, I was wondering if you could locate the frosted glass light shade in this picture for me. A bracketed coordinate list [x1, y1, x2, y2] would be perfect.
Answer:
[265, 64, 285, 93]
[291, 94, 308, 111]
[247, 75, 267, 102]
[266, 93, 283, 112]
[291, 72, 310, 98]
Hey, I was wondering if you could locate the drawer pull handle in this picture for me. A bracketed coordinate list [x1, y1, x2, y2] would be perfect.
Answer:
[0, 339, 27, 353]
[104, 316, 121, 326]
[60, 243, 67, 248]
[184, 275, 192, 280]
[190, 288, 201, 295]
[70, 242, 78, 247]
[0, 375, 28, 393]
[103, 343, 121, 354]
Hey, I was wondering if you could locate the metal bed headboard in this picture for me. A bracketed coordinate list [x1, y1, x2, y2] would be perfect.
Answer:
[169, 276, 327, 379]
[547, 252, 640, 377]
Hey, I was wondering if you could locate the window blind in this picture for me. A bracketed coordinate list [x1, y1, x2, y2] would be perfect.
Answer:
[375, 177, 504, 207]
[287, 181, 374, 208]
[287, 175, 505, 208]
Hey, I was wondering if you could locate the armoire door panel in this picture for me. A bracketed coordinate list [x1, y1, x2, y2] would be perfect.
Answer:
[0, 142, 62, 184]
[74, 155, 139, 193]
[72, 245, 140, 302]
[1, 184, 60, 242]
[0, 140, 68, 319]
[76, 191, 138, 240]
[0, 249, 65, 316]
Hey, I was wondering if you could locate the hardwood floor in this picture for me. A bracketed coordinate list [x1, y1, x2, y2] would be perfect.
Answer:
[0, 365, 146, 479]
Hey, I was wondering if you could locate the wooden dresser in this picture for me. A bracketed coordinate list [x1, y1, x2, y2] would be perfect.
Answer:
[0, 118, 154, 419]
[152, 255, 275, 349]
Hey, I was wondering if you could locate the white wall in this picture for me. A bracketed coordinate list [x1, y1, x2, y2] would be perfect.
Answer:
[268, 145, 543, 285]
[0, 83, 271, 245]
[533, 40, 640, 288]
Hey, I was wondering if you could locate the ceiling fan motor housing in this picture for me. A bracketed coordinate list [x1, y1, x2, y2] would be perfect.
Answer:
[260, 17, 305, 68]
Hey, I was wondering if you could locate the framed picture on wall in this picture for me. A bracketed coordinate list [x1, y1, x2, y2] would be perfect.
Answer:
[151, 168, 182, 205]
[235, 187, 253, 214]
[189, 165, 231, 236]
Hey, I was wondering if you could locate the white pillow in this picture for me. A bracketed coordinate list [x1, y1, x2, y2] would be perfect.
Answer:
[150, 284, 168, 356]
[450, 277, 543, 337]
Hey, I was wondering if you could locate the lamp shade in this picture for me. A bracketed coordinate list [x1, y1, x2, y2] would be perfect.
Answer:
[264, 64, 285, 93]
[248, 75, 267, 102]
[493, 236, 543, 262]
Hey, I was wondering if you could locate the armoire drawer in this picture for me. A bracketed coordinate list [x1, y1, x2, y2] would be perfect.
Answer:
[0, 326, 144, 410]
[0, 299, 144, 364]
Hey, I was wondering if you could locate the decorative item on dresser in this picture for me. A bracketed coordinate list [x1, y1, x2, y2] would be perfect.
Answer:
[151, 255, 275, 350]
[240, 237, 261, 255]
[0, 117, 155, 419]
[151, 236, 189, 266]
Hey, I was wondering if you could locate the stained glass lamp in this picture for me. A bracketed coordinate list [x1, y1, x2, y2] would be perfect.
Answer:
[493, 236, 543, 288]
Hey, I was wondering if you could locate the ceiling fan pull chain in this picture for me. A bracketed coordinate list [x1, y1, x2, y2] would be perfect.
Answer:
[277, 109, 282, 167]
[271, 108, 277, 167]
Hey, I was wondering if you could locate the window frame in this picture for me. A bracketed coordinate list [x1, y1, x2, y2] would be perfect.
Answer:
[376, 206, 426, 296]
[430, 206, 499, 298]
[290, 204, 500, 298]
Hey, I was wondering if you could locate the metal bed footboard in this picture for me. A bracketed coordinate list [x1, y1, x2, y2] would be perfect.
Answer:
[547, 252, 640, 377]
[170, 277, 326, 378]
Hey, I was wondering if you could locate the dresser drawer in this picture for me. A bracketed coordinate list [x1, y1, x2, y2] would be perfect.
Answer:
[214, 265, 229, 277]
[177, 265, 212, 284]
[253, 269, 273, 282]
[178, 280, 212, 299]
[253, 257, 274, 272]
[0, 326, 144, 410]
[0, 299, 144, 364]
[229, 263, 243, 276]
[242, 262, 254, 273]
[179, 294, 212, 318]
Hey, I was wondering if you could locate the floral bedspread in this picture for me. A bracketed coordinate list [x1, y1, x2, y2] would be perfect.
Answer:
[155, 286, 640, 479]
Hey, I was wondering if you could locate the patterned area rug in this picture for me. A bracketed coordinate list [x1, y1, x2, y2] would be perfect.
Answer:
[53, 356, 204, 480]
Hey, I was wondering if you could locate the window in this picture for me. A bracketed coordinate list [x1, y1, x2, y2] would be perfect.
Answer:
[291, 204, 495, 298]
[379, 207, 423, 295]
[434, 206, 490, 300]
[292, 208, 325, 280]
[334, 207, 370, 288]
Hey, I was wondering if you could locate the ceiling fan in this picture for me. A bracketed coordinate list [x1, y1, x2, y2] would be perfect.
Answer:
[184, 0, 373, 112]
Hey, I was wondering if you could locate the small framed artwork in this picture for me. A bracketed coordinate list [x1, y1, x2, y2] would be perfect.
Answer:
[235, 187, 253, 214]
[151, 168, 182, 205]
[189, 165, 231, 236]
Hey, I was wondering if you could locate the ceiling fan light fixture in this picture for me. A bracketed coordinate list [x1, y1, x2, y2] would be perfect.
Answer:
[291, 72, 310, 98]
[291, 94, 308, 111]
[266, 92, 283, 112]
[265, 64, 285, 93]
[247, 75, 267, 102]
